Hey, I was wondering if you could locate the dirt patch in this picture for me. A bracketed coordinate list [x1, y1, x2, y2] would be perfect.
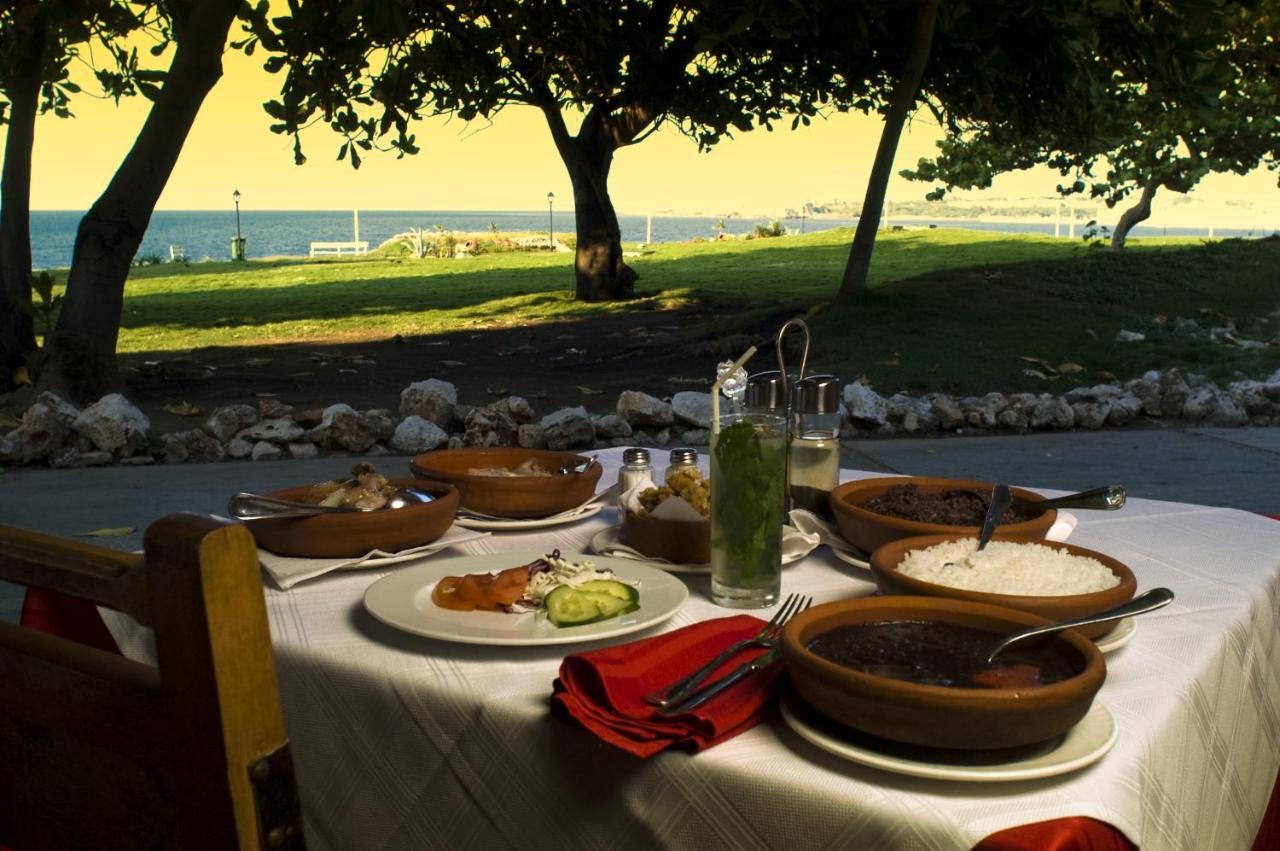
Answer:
[119, 300, 795, 433]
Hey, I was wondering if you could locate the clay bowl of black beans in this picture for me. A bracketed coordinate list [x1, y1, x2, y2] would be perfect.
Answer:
[780, 595, 1104, 750]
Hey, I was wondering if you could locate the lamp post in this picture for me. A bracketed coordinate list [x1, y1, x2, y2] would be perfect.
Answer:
[231, 189, 245, 261]
[547, 191, 555, 250]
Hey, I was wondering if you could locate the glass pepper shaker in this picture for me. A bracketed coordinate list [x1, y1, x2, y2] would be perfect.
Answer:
[664, 447, 699, 486]
[617, 448, 653, 514]
[788, 375, 841, 520]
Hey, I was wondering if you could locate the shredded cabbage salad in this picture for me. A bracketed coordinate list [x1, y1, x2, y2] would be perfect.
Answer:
[509, 550, 638, 614]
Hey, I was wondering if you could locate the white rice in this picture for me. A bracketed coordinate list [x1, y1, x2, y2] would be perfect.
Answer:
[896, 539, 1119, 596]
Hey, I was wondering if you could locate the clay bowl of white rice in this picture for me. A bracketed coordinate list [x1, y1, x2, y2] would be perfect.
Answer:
[869, 533, 1136, 639]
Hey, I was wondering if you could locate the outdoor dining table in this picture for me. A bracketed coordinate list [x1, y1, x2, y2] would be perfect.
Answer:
[93, 447, 1280, 850]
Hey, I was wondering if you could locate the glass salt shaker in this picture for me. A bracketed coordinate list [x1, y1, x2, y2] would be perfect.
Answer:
[617, 447, 653, 514]
[664, 447, 699, 486]
[788, 375, 841, 520]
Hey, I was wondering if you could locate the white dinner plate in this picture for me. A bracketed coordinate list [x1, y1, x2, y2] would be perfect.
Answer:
[588, 525, 811, 574]
[1093, 617, 1136, 654]
[831, 546, 871, 571]
[453, 502, 605, 531]
[363, 551, 688, 645]
[780, 692, 1117, 782]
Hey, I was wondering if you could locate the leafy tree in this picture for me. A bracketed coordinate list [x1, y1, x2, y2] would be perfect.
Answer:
[837, 0, 937, 300]
[811, 1, 1157, 297]
[0, 0, 159, 392]
[245, 0, 878, 302]
[902, 1, 1279, 249]
[34, 0, 246, 401]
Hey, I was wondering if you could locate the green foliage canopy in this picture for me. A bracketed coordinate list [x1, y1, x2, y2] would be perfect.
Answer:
[902, 1, 1280, 213]
[0, 0, 170, 125]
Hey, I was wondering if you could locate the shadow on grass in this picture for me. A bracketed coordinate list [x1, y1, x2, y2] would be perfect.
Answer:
[807, 237, 1280, 394]
[115, 233, 1280, 399]
[119, 232, 1162, 335]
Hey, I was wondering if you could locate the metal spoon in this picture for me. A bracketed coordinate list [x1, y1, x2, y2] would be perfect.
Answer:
[557, 454, 598, 476]
[983, 587, 1175, 664]
[977, 484, 1013, 551]
[228, 488, 435, 520]
[1016, 485, 1126, 513]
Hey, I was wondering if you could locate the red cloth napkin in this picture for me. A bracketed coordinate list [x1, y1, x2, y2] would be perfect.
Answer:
[20, 587, 120, 655]
[551, 614, 786, 758]
[976, 817, 1136, 851]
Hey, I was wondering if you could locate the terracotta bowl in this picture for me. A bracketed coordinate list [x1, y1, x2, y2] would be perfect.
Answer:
[869, 533, 1137, 639]
[781, 595, 1106, 750]
[829, 476, 1058, 554]
[408, 448, 602, 518]
[245, 478, 459, 558]
[622, 512, 710, 565]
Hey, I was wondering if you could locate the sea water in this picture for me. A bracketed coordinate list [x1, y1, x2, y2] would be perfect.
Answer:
[28, 209, 1273, 270]
[28, 209, 861, 270]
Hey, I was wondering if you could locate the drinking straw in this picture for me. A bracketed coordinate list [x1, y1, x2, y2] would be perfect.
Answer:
[711, 345, 758, 437]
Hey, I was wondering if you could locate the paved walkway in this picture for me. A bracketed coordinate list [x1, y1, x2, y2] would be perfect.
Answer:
[4, 425, 1279, 622]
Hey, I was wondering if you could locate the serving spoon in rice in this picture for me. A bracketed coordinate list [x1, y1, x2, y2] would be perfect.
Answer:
[983, 587, 1175, 663]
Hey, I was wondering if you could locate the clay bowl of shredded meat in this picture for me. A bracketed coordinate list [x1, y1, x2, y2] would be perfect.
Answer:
[410, 448, 602, 518]
[248, 466, 458, 558]
[829, 477, 1057, 555]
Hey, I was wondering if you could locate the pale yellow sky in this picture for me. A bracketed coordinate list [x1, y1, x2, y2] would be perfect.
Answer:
[20, 39, 1280, 225]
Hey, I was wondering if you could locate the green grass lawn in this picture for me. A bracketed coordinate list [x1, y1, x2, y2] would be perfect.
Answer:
[112, 227, 1280, 395]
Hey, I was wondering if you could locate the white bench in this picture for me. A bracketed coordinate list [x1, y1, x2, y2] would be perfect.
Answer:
[309, 241, 369, 256]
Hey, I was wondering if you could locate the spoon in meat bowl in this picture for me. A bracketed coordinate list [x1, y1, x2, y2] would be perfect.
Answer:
[228, 487, 437, 520]
[982, 586, 1175, 664]
[557, 454, 599, 476]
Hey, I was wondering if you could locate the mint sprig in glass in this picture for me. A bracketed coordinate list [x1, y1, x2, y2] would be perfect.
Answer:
[710, 412, 786, 607]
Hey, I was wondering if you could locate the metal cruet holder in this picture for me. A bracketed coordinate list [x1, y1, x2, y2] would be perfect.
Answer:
[743, 318, 813, 511]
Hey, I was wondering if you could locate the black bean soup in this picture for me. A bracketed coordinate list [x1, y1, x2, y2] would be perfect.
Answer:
[806, 620, 1084, 689]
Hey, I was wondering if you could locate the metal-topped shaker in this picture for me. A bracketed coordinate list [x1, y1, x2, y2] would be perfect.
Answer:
[665, 448, 699, 484]
[788, 374, 841, 519]
[743, 370, 790, 415]
[617, 447, 654, 514]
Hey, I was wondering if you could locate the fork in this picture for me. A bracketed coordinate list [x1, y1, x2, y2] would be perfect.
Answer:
[643, 593, 808, 709]
[659, 595, 813, 715]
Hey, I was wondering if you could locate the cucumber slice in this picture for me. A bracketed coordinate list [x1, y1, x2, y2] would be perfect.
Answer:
[545, 586, 602, 626]
[579, 590, 634, 619]
[575, 579, 639, 605]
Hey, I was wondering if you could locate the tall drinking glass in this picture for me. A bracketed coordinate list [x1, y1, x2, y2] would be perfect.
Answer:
[710, 412, 787, 608]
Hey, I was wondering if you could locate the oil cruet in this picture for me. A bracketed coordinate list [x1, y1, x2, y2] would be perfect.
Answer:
[788, 374, 841, 519]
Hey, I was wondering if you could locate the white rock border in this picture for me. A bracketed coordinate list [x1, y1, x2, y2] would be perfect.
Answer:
[2, 368, 1278, 468]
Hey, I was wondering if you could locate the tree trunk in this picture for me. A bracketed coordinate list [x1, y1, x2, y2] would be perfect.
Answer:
[1111, 180, 1159, 249]
[537, 105, 637, 302]
[39, 0, 240, 402]
[837, 0, 939, 300]
[563, 142, 636, 301]
[0, 21, 45, 391]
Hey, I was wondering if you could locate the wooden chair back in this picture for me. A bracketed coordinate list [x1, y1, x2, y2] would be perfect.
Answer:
[0, 513, 304, 850]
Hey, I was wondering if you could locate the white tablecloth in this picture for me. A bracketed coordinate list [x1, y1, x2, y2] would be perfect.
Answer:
[104, 447, 1280, 851]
